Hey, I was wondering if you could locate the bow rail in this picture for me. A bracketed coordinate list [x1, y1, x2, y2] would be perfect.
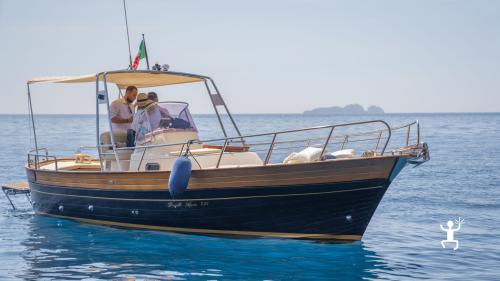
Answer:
[26, 119, 424, 171]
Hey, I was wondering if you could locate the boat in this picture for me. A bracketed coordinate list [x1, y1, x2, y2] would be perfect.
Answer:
[12, 69, 429, 241]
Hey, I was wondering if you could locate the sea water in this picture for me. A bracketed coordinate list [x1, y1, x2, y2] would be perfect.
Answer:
[0, 113, 499, 280]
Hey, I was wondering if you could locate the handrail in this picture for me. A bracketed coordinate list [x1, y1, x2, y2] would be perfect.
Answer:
[78, 145, 99, 151]
[120, 119, 392, 169]
[28, 147, 48, 157]
[27, 120, 424, 171]
[27, 152, 58, 170]
[115, 120, 392, 152]
[27, 148, 46, 170]
[391, 120, 420, 148]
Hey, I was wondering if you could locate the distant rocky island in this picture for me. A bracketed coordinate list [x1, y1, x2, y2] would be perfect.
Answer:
[303, 104, 385, 115]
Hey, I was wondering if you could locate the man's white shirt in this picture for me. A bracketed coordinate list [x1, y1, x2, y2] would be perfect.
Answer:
[109, 98, 135, 132]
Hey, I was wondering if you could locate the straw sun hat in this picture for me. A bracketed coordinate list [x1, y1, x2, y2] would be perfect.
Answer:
[136, 93, 154, 109]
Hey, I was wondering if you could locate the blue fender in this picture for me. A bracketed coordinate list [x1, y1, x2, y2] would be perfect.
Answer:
[168, 156, 192, 197]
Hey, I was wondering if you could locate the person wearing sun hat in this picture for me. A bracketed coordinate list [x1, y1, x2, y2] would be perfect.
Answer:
[134, 92, 153, 109]
[131, 93, 162, 134]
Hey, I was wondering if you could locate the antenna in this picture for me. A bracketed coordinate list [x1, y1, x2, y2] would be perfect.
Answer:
[123, 0, 133, 69]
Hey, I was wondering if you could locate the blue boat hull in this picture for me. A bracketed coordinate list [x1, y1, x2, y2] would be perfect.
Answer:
[29, 179, 390, 241]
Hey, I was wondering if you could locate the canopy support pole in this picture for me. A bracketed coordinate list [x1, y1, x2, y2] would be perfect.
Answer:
[209, 78, 244, 143]
[204, 80, 227, 138]
[95, 75, 104, 171]
[103, 73, 123, 171]
[27, 84, 38, 153]
[117, 85, 124, 98]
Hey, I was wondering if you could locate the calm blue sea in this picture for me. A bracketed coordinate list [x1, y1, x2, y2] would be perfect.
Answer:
[0, 113, 499, 280]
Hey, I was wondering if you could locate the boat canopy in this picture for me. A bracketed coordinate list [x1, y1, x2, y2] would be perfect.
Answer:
[28, 71, 205, 88]
[25, 69, 243, 157]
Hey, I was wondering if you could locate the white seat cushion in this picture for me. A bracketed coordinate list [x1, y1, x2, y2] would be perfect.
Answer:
[283, 147, 324, 164]
[331, 149, 355, 159]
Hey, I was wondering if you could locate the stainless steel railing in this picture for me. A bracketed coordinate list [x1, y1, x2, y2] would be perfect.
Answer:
[118, 119, 393, 169]
[27, 120, 423, 171]
[27, 147, 59, 170]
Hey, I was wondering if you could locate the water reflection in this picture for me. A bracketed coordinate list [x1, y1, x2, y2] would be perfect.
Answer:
[19, 216, 393, 280]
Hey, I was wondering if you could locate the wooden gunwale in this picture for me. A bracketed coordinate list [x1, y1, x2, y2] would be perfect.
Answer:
[27, 155, 398, 191]
[34, 165, 373, 183]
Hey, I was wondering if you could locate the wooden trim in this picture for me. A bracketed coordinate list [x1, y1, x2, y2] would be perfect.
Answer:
[202, 144, 250, 152]
[2, 181, 29, 191]
[38, 212, 362, 241]
[28, 156, 398, 191]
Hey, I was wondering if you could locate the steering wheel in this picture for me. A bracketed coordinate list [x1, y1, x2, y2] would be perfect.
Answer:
[159, 117, 173, 128]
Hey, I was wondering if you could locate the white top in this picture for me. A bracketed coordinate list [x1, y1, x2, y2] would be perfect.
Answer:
[109, 98, 135, 132]
[149, 106, 162, 130]
[132, 105, 162, 132]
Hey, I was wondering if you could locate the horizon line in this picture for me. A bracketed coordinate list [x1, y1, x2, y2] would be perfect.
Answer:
[1, 112, 499, 116]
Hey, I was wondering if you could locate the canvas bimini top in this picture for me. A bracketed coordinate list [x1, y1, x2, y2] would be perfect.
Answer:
[25, 69, 243, 151]
[27, 70, 206, 88]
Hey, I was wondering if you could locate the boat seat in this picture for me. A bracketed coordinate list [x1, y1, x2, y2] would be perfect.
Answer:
[100, 131, 133, 162]
[100, 131, 128, 151]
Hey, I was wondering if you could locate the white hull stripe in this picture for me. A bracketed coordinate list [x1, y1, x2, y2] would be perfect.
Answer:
[31, 185, 385, 202]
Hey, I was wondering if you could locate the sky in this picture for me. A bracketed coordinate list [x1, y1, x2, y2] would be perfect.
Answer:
[0, 0, 499, 114]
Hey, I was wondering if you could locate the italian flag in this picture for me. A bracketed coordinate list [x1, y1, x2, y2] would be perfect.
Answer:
[131, 39, 146, 70]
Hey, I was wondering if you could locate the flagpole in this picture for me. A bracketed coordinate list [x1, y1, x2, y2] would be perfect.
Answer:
[123, 0, 133, 69]
[142, 34, 150, 70]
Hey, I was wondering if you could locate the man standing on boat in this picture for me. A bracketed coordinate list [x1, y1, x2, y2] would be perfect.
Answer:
[110, 85, 137, 132]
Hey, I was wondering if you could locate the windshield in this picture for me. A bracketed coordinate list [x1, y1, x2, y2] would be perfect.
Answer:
[133, 102, 197, 142]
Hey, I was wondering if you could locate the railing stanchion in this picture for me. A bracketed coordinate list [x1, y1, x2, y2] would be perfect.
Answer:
[137, 147, 148, 171]
[416, 120, 420, 145]
[341, 135, 348, 150]
[321, 127, 335, 158]
[178, 143, 186, 157]
[216, 139, 228, 168]
[381, 122, 391, 155]
[406, 126, 411, 146]
[375, 130, 382, 151]
[264, 133, 277, 165]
